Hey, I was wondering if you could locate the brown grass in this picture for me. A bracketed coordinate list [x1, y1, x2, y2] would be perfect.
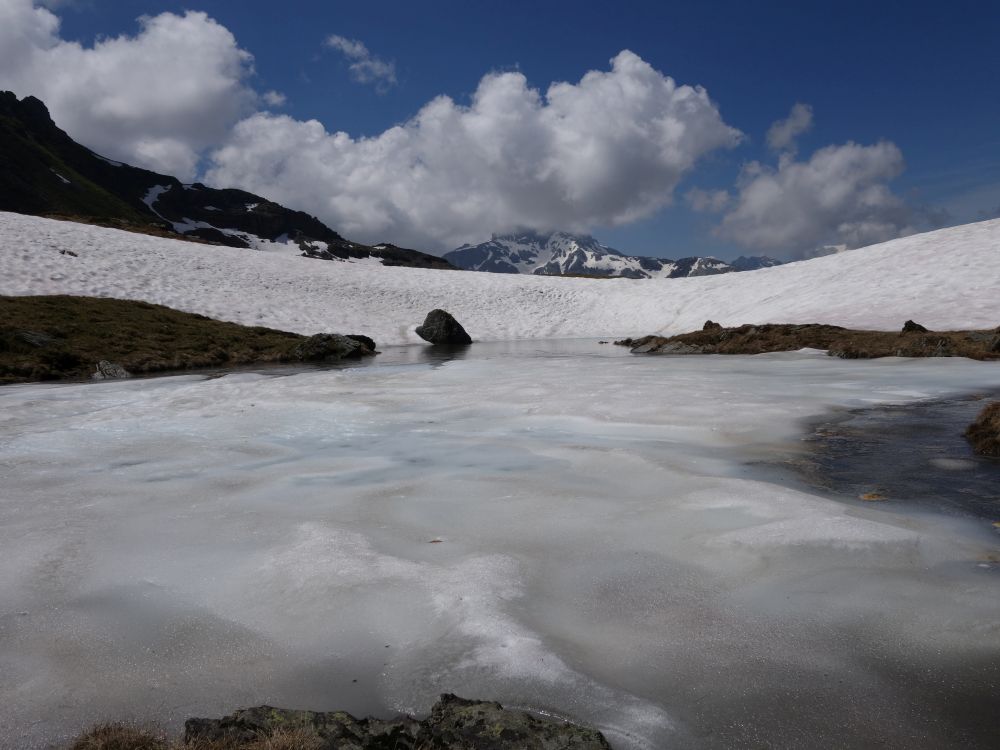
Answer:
[617, 322, 1000, 361]
[966, 401, 1000, 458]
[70, 725, 326, 750]
[0, 295, 308, 383]
[69, 724, 167, 750]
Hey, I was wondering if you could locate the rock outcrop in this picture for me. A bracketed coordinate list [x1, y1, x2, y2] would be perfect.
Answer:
[415, 309, 472, 345]
[184, 693, 611, 749]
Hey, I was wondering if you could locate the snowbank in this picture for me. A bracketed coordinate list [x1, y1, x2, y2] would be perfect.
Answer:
[1, 212, 998, 344]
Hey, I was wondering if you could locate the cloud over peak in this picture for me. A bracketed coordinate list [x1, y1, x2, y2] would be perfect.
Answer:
[207, 50, 743, 250]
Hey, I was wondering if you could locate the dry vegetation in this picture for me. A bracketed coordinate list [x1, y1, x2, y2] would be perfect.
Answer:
[966, 401, 1000, 457]
[617, 322, 1000, 360]
[69, 724, 326, 750]
[0, 295, 369, 383]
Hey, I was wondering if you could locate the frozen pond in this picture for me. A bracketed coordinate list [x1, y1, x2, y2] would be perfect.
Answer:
[1, 342, 999, 749]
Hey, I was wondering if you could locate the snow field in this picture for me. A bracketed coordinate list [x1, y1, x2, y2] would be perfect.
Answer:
[1, 212, 998, 343]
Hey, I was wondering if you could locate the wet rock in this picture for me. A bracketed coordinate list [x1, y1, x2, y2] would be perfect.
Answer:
[966, 401, 1000, 457]
[415, 309, 472, 345]
[902, 320, 929, 333]
[290, 333, 374, 361]
[346, 334, 377, 352]
[184, 693, 611, 749]
[92, 360, 130, 379]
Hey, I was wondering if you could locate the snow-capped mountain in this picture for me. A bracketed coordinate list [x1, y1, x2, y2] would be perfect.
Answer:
[444, 231, 774, 278]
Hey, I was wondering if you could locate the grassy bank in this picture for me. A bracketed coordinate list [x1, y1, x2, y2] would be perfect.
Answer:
[618, 322, 1000, 360]
[0, 295, 370, 384]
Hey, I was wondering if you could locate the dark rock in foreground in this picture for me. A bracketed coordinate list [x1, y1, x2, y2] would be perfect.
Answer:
[416, 309, 473, 345]
[616, 322, 1000, 361]
[902, 320, 930, 333]
[185, 693, 611, 749]
[966, 402, 1000, 457]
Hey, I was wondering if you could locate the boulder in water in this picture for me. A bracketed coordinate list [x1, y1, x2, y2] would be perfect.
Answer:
[415, 309, 472, 345]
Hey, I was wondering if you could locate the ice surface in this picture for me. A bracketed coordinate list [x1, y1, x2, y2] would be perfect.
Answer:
[2, 212, 999, 344]
[1, 345, 999, 748]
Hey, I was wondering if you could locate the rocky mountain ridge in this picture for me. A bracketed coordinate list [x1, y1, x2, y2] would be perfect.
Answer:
[444, 230, 781, 278]
[0, 91, 454, 270]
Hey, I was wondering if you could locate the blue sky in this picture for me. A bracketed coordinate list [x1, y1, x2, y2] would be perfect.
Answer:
[9, 0, 1000, 258]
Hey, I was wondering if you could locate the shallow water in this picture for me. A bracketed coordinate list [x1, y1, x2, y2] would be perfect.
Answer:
[794, 394, 1000, 522]
[1, 342, 999, 749]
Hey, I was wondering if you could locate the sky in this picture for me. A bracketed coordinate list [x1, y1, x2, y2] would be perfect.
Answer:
[2, 0, 998, 260]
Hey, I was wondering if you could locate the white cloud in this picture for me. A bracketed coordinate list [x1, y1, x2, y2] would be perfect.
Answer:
[325, 34, 397, 91]
[766, 102, 813, 153]
[207, 50, 742, 249]
[0, 0, 257, 180]
[686, 188, 731, 213]
[717, 141, 915, 256]
[262, 90, 287, 107]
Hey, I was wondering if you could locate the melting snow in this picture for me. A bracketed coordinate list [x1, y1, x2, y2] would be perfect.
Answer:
[0, 346, 998, 748]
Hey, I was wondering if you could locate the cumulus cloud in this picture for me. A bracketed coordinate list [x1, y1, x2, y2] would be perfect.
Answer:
[686, 188, 731, 213]
[207, 50, 742, 249]
[717, 141, 916, 256]
[766, 102, 813, 153]
[325, 34, 397, 91]
[0, 0, 257, 179]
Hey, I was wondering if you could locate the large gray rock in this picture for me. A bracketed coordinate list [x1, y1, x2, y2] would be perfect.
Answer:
[415, 309, 472, 345]
[185, 693, 610, 749]
[290, 333, 374, 361]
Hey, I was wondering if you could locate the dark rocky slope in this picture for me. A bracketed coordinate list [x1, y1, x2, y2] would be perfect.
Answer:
[0, 91, 454, 270]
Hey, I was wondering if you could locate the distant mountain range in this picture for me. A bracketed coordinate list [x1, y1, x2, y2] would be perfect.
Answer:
[444, 232, 781, 278]
[0, 91, 454, 270]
